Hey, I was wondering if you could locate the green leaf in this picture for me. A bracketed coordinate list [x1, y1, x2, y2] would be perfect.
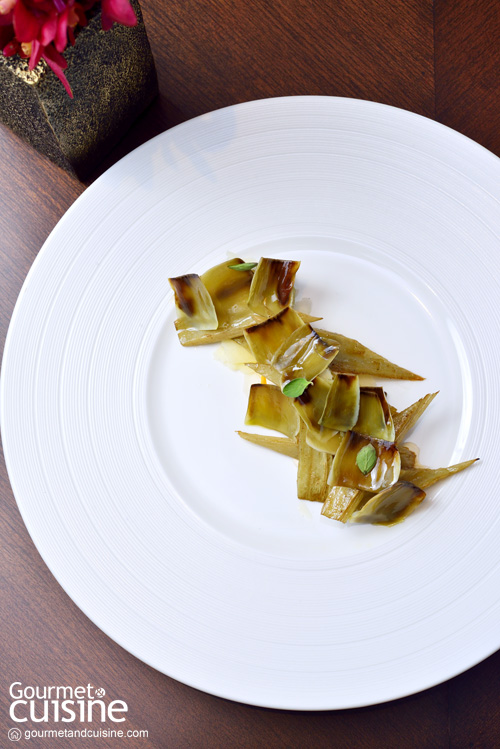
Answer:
[282, 378, 312, 398]
[356, 444, 377, 475]
[227, 262, 258, 271]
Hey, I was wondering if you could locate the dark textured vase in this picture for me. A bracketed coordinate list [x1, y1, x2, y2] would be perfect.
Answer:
[0, 0, 158, 179]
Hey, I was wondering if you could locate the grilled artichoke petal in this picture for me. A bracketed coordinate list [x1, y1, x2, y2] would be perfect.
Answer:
[393, 392, 439, 441]
[200, 258, 256, 329]
[320, 373, 360, 431]
[245, 383, 299, 439]
[305, 430, 343, 454]
[177, 319, 262, 346]
[305, 429, 343, 454]
[244, 307, 304, 364]
[349, 481, 426, 525]
[355, 386, 395, 441]
[237, 431, 298, 459]
[248, 257, 301, 316]
[169, 274, 218, 331]
[321, 486, 363, 520]
[178, 312, 321, 347]
[297, 422, 332, 502]
[292, 373, 343, 453]
[398, 443, 419, 470]
[401, 459, 478, 489]
[329, 430, 401, 491]
[272, 324, 339, 385]
[314, 328, 423, 380]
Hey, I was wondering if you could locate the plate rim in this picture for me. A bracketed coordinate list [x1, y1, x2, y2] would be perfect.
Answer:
[2, 94, 499, 711]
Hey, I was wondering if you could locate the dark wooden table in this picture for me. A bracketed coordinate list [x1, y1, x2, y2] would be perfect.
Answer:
[1, 2, 499, 747]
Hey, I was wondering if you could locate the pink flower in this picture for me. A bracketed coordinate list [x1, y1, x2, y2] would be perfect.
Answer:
[2, 0, 137, 96]
[42, 41, 71, 95]
[13, 0, 41, 43]
[101, 0, 136, 31]
[0, 0, 16, 15]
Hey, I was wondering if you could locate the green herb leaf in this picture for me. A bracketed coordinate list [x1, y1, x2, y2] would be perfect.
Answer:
[227, 262, 258, 271]
[356, 444, 377, 475]
[282, 378, 312, 398]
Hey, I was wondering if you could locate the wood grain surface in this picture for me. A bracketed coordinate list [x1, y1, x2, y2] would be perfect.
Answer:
[1, 1, 499, 747]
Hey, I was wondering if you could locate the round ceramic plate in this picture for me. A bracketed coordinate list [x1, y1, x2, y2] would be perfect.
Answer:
[2, 97, 500, 710]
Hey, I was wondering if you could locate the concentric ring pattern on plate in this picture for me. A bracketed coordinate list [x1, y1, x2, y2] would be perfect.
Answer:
[2, 97, 500, 709]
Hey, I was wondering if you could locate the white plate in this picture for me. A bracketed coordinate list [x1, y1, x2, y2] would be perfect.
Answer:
[2, 97, 500, 710]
